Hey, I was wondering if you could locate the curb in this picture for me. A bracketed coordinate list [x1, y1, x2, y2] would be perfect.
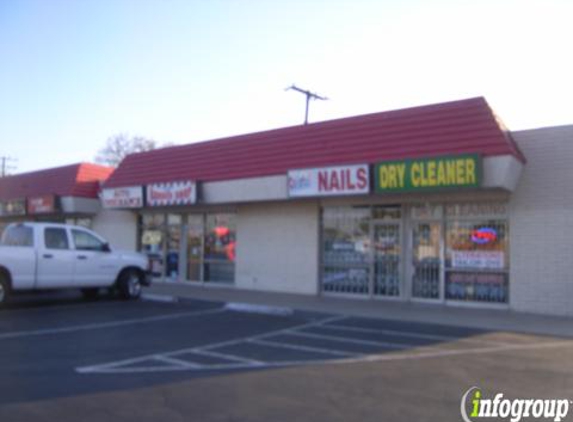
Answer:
[224, 302, 294, 316]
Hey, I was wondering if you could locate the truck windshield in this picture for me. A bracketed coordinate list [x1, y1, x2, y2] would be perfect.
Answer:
[0, 225, 34, 247]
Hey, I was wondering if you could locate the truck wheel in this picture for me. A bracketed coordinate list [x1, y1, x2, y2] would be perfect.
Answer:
[118, 269, 142, 300]
[0, 275, 10, 306]
[81, 288, 100, 300]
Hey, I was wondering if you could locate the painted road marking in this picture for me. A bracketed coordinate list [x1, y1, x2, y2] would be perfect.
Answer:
[317, 324, 513, 346]
[249, 338, 356, 357]
[191, 349, 266, 365]
[77, 315, 348, 374]
[78, 338, 573, 374]
[286, 330, 410, 349]
[333, 339, 573, 365]
[141, 293, 178, 303]
[153, 355, 201, 369]
[0, 307, 226, 341]
[75, 313, 560, 375]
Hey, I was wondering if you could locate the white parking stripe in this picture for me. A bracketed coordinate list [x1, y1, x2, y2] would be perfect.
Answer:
[153, 355, 201, 369]
[318, 324, 512, 346]
[286, 330, 409, 349]
[77, 315, 348, 374]
[78, 311, 568, 375]
[191, 349, 265, 366]
[0, 307, 226, 340]
[250, 339, 356, 357]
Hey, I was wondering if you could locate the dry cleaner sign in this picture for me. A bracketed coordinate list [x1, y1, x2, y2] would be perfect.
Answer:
[375, 154, 481, 192]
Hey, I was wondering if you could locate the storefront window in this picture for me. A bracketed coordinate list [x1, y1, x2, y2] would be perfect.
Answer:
[445, 205, 509, 303]
[372, 206, 401, 220]
[165, 214, 182, 280]
[139, 212, 237, 283]
[204, 213, 236, 284]
[411, 222, 441, 299]
[321, 201, 509, 305]
[186, 214, 203, 281]
[141, 214, 165, 277]
[322, 207, 371, 295]
[373, 222, 401, 296]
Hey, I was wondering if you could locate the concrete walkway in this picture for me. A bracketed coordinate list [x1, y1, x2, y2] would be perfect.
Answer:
[145, 281, 573, 338]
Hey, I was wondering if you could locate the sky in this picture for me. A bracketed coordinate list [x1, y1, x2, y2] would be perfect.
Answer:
[1, 0, 572, 174]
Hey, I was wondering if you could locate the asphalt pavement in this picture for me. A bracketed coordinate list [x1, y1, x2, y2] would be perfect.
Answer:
[0, 291, 572, 422]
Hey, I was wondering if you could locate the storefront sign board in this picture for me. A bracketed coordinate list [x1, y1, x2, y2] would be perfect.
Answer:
[375, 154, 481, 192]
[27, 195, 57, 214]
[451, 250, 504, 270]
[101, 186, 143, 209]
[0, 199, 26, 216]
[288, 164, 370, 197]
[146, 181, 197, 207]
[445, 202, 507, 218]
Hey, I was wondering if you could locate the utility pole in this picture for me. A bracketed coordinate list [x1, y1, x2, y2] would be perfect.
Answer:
[286, 85, 328, 125]
[0, 156, 17, 177]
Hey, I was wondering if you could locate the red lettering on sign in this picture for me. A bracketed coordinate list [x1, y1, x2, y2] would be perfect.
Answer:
[318, 171, 329, 191]
[345, 169, 356, 190]
[329, 171, 340, 191]
[357, 167, 368, 189]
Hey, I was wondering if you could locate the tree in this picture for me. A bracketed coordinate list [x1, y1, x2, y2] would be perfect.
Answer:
[95, 134, 158, 167]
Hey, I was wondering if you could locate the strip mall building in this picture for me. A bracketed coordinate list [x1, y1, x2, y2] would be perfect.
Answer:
[3, 98, 572, 316]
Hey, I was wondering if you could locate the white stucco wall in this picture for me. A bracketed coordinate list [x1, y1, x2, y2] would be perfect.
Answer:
[92, 209, 138, 251]
[235, 201, 319, 295]
[509, 125, 573, 316]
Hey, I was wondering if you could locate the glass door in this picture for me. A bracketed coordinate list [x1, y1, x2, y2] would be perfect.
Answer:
[411, 222, 442, 300]
[165, 214, 182, 280]
[373, 223, 401, 297]
[186, 215, 203, 282]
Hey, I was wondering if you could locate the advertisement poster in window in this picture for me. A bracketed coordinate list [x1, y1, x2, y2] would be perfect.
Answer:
[451, 250, 505, 270]
[0, 199, 26, 216]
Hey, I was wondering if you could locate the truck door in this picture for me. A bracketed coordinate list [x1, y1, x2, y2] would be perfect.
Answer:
[36, 227, 75, 288]
[71, 228, 117, 286]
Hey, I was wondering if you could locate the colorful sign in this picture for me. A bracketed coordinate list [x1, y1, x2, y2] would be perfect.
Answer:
[471, 227, 498, 244]
[0, 199, 26, 216]
[146, 181, 196, 207]
[451, 250, 504, 270]
[27, 195, 57, 214]
[288, 164, 369, 197]
[101, 186, 143, 209]
[375, 154, 481, 192]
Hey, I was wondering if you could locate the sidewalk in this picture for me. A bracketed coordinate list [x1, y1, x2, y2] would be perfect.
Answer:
[145, 281, 573, 338]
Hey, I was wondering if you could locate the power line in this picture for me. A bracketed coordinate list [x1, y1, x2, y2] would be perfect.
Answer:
[286, 85, 328, 125]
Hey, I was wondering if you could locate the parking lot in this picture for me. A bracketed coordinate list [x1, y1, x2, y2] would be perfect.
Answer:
[1, 292, 573, 421]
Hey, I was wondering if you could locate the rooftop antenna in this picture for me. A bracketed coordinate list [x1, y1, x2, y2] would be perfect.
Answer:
[286, 84, 328, 125]
[0, 156, 17, 177]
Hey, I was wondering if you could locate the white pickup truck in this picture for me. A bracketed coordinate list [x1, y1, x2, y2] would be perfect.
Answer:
[0, 222, 152, 305]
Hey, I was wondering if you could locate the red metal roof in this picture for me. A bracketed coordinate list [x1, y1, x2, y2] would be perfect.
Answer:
[0, 163, 114, 201]
[105, 97, 525, 188]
